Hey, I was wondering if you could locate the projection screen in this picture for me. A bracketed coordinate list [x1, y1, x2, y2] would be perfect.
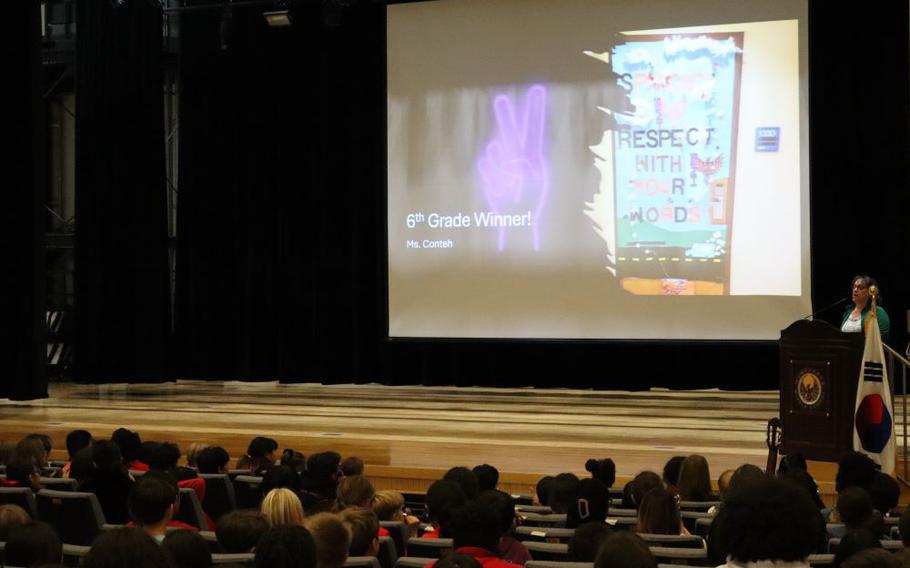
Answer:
[387, 0, 811, 340]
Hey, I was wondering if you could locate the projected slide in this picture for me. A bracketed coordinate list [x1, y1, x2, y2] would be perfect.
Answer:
[388, 0, 810, 340]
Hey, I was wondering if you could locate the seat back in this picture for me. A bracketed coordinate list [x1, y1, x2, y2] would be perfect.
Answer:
[395, 558, 435, 568]
[526, 562, 593, 568]
[199, 474, 237, 522]
[212, 552, 255, 565]
[233, 476, 264, 510]
[345, 557, 382, 568]
[379, 521, 407, 559]
[39, 477, 79, 492]
[176, 487, 209, 529]
[405, 538, 452, 559]
[0, 487, 38, 519]
[514, 526, 575, 543]
[636, 533, 704, 549]
[36, 489, 106, 546]
[523, 542, 569, 561]
[377, 535, 399, 568]
[519, 513, 567, 527]
[648, 546, 708, 565]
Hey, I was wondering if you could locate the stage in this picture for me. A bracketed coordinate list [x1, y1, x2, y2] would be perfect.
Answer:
[0, 380, 902, 504]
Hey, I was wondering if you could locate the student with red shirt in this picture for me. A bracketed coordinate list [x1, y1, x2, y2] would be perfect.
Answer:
[112, 428, 149, 471]
[128, 471, 197, 541]
[422, 479, 467, 539]
[424, 501, 516, 568]
[3, 458, 41, 491]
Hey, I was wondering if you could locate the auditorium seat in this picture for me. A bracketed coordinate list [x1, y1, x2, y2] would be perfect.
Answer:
[649, 546, 708, 565]
[606, 517, 638, 531]
[518, 512, 567, 527]
[378, 523, 406, 561]
[527, 562, 592, 568]
[0, 487, 38, 518]
[680, 511, 713, 534]
[828, 538, 903, 554]
[635, 533, 705, 549]
[39, 477, 78, 491]
[515, 505, 552, 514]
[176, 487, 209, 530]
[395, 557, 435, 568]
[693, 517, 713, 537]
[807, 554, 835, 567]
[511, 493, 534, 506]
[677, 501, 720, 511]
[405, 537, 452, 558]
[378, 535, 398, 568]
[199, 473, 237, 522]
[232, 475, 263, 509]
[212, 552, 255, 565]
[36, 489, 114, 546]
[608, 507, 637, 517]
[345, 557, 382, 568]
[514, 526, 575, 543]
[523, 541, 569, 561]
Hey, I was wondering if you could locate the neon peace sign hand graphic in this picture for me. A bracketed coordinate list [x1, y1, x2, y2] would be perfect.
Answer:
[477, 85, 550, 251]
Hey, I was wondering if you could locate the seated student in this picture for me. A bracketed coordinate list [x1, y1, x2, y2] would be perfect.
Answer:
[255, 525, 317, 568]
[263, 464, 303, 497]
[594, 532, 657, 568]
[129, 471, 197, 541]
[0, 504, 32, 540]
[676, 455, 715, 502]
[835, 452, 877, 494]
[340, 507, 381, 557]
[474, 490, 531, 565]
[585, 458, 616, 489]
[568, 522, 613, 562]
[549, 473, 580, 514]
[163, 530, 212, 568]
[637, 487, 687, 536]
[216, 510, 270, 554]
[566, 478, 610, 529]
[147, 442, 198, 482]
[833, 528, 882, 567]
[779, 469, 826, 509]
[80, 440, 135, 524]
[340, 456, 364, 477]
[866, 471, 900, 518]
[300, 452, 342, 514]
[83, 527, 171, 568]
[4, 457, 42, 491]
[336, 475, 375, 510]
[423, 479, 467, 539]
[534, 476, 554, 507]
[435, 553, 482, 568]
[196, 445, 230, 474]
[472, 464, 499, 493]
[304, 513, 351, 568]
[625, 471, 662, 511]
[711, 478, 820, 568]
[14, 436, 50, 473]
[830, 487, 881, 539]
[661, 456, 686, 497]
[5, 521, 63, 567]
[262, 488, 306, 526]
[444, 467, 479, 501]
[424, 500, 514, 568]
[112, 428, 148, 471]
[715, 469, 734, 502]
[185, 443, 208, 471]
[282, 449, 307, 475]
[236, 436, 278, 476]
[62, 429, 93, 478]
[777, 452, 808, 475]
[372, 489, 420, 539]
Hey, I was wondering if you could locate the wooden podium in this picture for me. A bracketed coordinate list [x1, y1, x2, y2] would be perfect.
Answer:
[779, 319, 864, 462]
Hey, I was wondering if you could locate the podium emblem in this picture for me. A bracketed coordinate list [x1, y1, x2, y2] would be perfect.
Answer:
[796, 369, 824, 409]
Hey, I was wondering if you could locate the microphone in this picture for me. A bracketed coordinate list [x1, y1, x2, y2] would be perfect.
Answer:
[801, 296, 850, 321]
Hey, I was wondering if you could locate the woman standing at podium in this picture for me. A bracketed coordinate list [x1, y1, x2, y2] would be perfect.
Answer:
[841, 275, 890, 342]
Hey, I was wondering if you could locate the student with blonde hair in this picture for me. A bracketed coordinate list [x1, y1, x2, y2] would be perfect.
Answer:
[261, 488, 306, 526]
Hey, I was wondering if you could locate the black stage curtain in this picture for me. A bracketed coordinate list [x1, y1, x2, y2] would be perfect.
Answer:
[0, 0, 48, 400]
[174, 2, 908, 390]
[74, 0, 171, 382]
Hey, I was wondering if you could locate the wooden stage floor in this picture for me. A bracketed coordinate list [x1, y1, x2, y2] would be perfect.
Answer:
[0, 380, 899, 502]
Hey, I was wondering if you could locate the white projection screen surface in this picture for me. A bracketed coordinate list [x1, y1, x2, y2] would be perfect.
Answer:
[387, 0, 811, 340]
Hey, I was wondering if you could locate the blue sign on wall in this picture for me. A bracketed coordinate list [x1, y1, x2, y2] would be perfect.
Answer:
[755, 127, 780, 152]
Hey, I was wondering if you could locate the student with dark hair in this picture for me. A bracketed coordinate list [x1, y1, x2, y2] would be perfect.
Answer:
[147, 442, 198, 482]
[444, 467, 479, 500]
[0, 504, 31, 540]
[835, 452, 877, 493]
[79, 440, 135, 524]
[779, 468, 826, 509]
[216, 510, 271, 553]
[473, 490, 531, 565]
[585, 458, 616, 488]
[438, 501, 514, 568]
[777, 452, 808, 475]
[237, 437, 278, 475]
[305, 513, 351, 568]
[535, 476, 554, 507]
[661, 456, 686, 495]
[434, 553, 483, 568]
[711, 479, 819, 567]
[197, 445, 231, 474]
[548, 473, 580, 514]
[5, 521, 63, 567]
[676, 455, 714, 502]
[727, 464, 765, 495]
[162, 530, 213, 568]
[568, 522, 613, 562]
[340, 456, 364, 477]
[637, 487, 684, 535]
[83, 527, 172, 568]
[282, 449, 307, 474]
[336, 475, 375, 510]
[300, 451, 342, 514]
[112, 428, 147, 471]
[340, 507, 381, 557]
[472, 464, 499, 492]
[5, 457, 41, 491]
[627, 471, 662, 510]
[129, 471, 196, 540]
[567, 478, 610, 529]
[866, 471, 900, 517]
[63, 429, 93, 478]
[262, 464, 303, 496]
[255, 525, 317, 568]
[834, 529, 882, 567]
[831, 487, 879, 539]
[594, 532, 657, 568]
[423, 479, 467, 539]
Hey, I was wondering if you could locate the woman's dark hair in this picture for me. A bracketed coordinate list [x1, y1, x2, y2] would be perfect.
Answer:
[254, 525, 317, 568]
[777, 452, 808, 475]
[305, 451, 342, 484]
[548, 473, 580, 514]
[594, 532, 657, 568]
[162, 529, 213, 568]
[425, 479, 467, 537]
[340, 456, 364, 477]
[472, 464, 499, 492]
[5, 521, 62, 567]
[92, 440, 126, 476]
[282, 449, 307, 474]
[443, 467, 479, 500]
[637, 487, 681, 535]
[567, 478, 610, 528]
[83, 527, 170, 568]
[111, 428, 142, 464]
[473, 490, 516, 535]
[585, 458, 616, 488]
[779, 468, 825, 509]
[65, 430, 93, 460]
[244, 437, 278, 473]
[677, 455, 714, 502]
[535, 476, 555, 507]
[852, 275, 883, 307]
[568, 522, 613, 562]
[629, 471, 663, 510]
[262, 465, 302, 495]
[713, 478, 818, 563]
[662, 456, 686, 487]
[196, 446, 230, 474]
